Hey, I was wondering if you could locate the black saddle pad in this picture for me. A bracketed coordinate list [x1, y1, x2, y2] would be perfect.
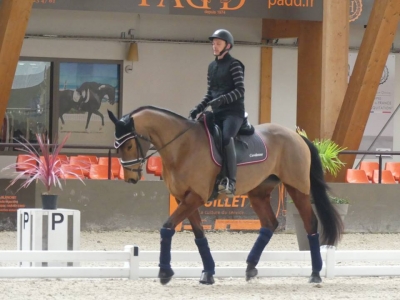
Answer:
[202, 115, 268, 166]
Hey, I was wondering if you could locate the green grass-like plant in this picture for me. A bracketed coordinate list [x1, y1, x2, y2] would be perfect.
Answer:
[296, 127, 347, 177]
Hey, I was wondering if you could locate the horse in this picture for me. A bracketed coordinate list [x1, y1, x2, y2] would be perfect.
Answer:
[58, 89, 78, 125]
[58, 82, 116, 130]
[108, 106, 344, 285]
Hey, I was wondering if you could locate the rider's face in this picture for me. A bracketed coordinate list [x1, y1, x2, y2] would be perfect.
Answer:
[212, 38, 228, 56]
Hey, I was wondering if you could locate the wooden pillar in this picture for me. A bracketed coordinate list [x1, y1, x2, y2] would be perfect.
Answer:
[297, 21, 323, 141]
[259, 47, 272, 124]
[297, 1, 349, 142]
[331, 0, 400, 182]
[0, 0, 33, 128]
[321, 0, 349, 139]
[259, 19, 300, 124]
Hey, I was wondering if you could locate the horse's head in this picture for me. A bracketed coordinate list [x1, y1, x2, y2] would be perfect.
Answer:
[108, 110, 151, 184]
[100, 84, 116, 105]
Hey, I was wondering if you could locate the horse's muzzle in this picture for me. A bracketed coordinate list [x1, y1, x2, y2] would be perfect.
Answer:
[127, 178, 138, 184]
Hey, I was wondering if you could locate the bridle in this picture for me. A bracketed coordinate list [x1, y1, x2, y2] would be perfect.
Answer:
[114, 124, 194, 181]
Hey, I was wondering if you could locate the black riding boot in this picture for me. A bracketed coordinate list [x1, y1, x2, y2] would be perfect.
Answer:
[218, 138, 236, 197]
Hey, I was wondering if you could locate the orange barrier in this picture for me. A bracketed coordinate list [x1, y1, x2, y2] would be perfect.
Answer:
[147, 156, 163, 178]
[69, 156, 91, 177]
[360, 161, 379, 181]
[16, 154, 37, 174]
[346, 169, 370, 183]
[372, 169, 396, 184]
[385, 162, 400, 181]
[89, 164, 114, 180]
[98, 157, 120, 177]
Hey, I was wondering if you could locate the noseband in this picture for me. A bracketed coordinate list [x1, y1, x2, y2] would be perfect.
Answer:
[114, 132, 151, 180]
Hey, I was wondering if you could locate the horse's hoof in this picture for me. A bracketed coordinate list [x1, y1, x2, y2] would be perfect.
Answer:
[245, 266, 258, 281]
[158, 268, 174, 285]
[199, 271, 215, 285]
[308, 271, 322, 283]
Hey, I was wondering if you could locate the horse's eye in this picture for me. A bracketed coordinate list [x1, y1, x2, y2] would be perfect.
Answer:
[127, 144, 133, 150]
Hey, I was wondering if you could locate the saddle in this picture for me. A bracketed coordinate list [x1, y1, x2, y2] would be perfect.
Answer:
[202, 112, 267, 167]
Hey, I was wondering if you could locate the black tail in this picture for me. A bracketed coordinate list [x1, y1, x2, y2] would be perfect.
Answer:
[301, 136, 344, 245]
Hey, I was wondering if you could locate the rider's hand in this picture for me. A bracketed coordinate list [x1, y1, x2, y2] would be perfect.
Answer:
[209, 96, 225, 109]
[189, 107, 200, 120]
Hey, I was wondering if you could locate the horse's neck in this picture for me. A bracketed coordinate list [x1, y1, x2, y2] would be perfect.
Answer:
[135, 110, 194, 165]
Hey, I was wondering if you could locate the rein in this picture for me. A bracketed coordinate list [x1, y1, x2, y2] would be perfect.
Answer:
[117, 122, 196, 178]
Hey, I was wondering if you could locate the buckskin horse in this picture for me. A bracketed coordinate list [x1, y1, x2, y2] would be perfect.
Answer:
[108, 106, 343, 285]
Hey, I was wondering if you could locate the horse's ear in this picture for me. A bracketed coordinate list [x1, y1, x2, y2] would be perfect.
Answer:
[108, 110, 118, 124]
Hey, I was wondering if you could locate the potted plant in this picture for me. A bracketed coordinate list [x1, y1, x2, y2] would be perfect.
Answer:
[296, 127, 347, 177]
[1, 133, 85, 210]
[287, 128, 349, 250]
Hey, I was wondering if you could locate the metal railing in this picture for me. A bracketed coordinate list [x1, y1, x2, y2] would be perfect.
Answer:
[0, 143, 116, 180]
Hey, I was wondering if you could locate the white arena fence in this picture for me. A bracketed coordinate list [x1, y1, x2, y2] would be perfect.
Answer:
[0, 246, 400, 279]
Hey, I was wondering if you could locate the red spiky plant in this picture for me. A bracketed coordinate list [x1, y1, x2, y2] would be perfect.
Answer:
[2, 133, 84, 194]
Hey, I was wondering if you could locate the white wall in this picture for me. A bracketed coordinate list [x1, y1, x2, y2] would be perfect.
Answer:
[270, 48, 298, 130]
[15, 9, 400, 148]
[22, 9, 262, 124]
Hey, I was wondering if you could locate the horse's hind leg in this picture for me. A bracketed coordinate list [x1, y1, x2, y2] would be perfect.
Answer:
[85, 112, 92, 130]
[245, 178, 280, 281]
[285, 184, 322, 284]
[187, 209, 215, 285]
[92, 110, 105, 126]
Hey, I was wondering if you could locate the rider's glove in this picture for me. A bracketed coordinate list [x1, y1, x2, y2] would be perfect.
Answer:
[189, 103, 205, 120]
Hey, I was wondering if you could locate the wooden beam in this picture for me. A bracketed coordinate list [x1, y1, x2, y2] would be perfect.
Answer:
[261, 19, 301, 40]
[330, 0, 400, 182]
[0, 0, 33, 129]
[321, 0, 349, 139]
[259, 47, 272, 124]
[296, 21, 323, 141]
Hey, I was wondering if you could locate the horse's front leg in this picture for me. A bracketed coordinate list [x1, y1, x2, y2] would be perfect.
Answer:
[187, 209, 215, 285]
[246, 187, 277, 281]
[158, 191, 203, 285]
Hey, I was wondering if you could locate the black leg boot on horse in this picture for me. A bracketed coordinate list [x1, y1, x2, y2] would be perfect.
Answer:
[308, 232, 323, 283]
[245, 227, 273, 281]
[195, 237, 215, 284]
[158, 228, 175, 285]
[218, 137, 236, 197]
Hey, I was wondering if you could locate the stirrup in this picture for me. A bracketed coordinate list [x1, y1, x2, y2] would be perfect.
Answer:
[218, 178, 235, 196]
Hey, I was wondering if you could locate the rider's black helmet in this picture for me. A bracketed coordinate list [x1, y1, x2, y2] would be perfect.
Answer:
[209, 29, 234, 49]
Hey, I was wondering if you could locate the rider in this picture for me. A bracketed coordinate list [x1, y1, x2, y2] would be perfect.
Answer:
[189, 29, 245, 197]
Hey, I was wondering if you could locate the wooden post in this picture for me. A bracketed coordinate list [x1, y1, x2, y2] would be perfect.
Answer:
[297, 21, 323, 141]
[259, 47, 272, 124]
[330, 0, 400, 182]
[0, 0, 33, 130]
[321, 0, 349, 139]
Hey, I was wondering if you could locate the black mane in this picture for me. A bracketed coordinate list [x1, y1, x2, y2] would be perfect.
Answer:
[125, 106, 188, 121]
